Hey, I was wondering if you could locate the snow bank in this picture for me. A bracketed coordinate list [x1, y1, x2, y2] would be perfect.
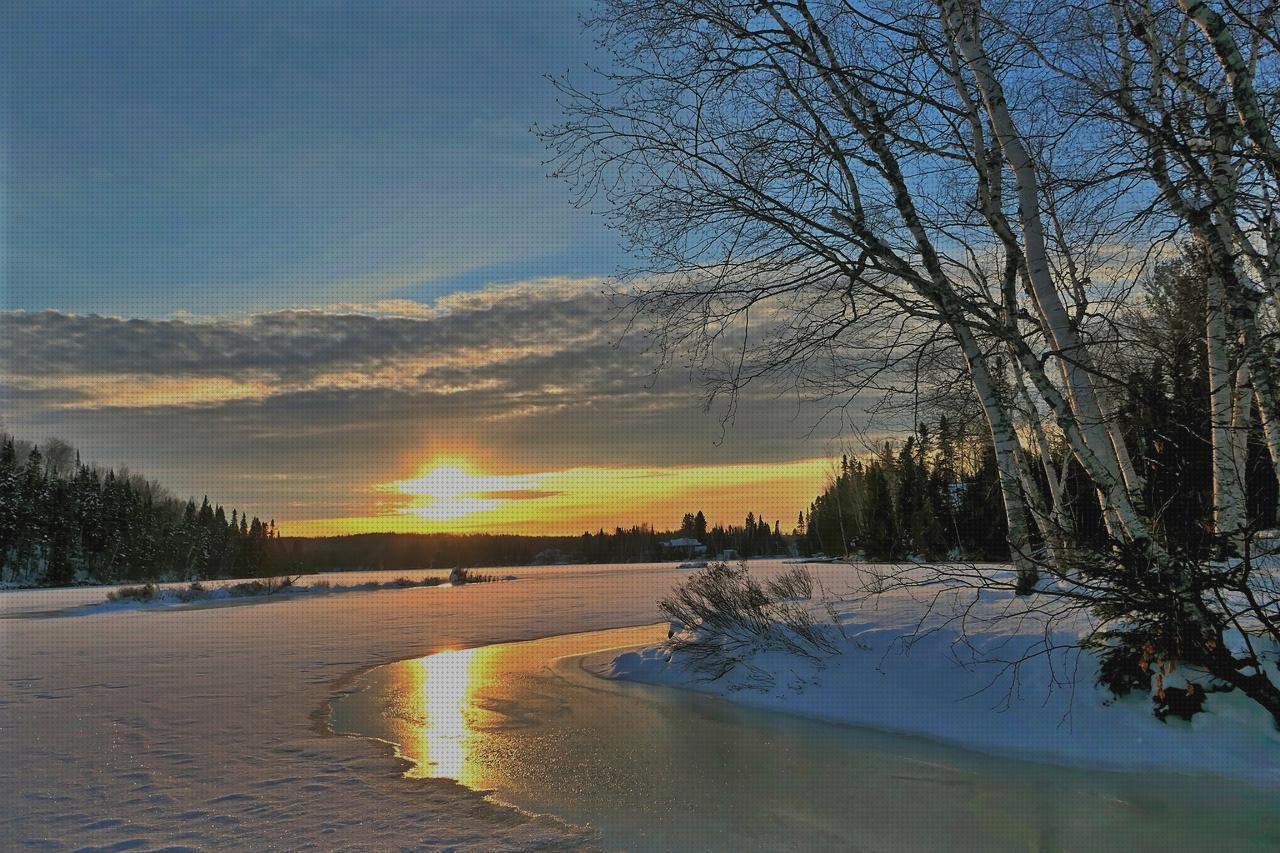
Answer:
[0, 571, 516, 618]
[612, 564, 1280, 787]
[74, 573, 511, 615]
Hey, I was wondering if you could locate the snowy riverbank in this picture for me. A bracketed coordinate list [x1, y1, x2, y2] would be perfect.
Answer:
[611, 563, 1280, 787]
[0, 568, 515, 617]
[6, 560, 1276, 851]
[76, 571, 510, 616]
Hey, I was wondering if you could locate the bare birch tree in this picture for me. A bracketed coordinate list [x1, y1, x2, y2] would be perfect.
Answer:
[548, 0, 1280, 722]
[1004, 0, 1280, 513]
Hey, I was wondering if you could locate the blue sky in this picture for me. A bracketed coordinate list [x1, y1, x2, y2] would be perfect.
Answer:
[0, 1, 847, 533]
[5, 0, 625, 316]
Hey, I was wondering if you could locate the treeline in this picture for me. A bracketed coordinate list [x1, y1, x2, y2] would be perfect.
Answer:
[272, 531, 604, 571]
[275, 514, 796, 573]
[803, 419, 1010, 562]
[276, 527, 676, 571]
[0, 435, 279, 587]
[800, 256, 1280, 564]
[672, 510, 790, 559]
[579, 511, 790, 562]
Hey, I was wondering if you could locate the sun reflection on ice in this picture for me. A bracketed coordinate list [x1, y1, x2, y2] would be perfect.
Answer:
[376, 627, 669, 793]
[400, 646, 492, 786]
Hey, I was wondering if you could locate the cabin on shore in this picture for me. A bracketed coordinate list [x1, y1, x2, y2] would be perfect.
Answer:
[660, 537, 707, 559]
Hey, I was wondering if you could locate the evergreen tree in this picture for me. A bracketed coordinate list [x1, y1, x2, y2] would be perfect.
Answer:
[0, 435, 275, 587]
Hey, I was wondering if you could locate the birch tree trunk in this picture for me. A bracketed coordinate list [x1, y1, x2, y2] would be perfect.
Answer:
[1226, 279, 1280, 487]
[955, 327, 1039, 580]
[1017, 366, 1079, 567]
[940, 0, 1147, 521]
[1208, 269, 1248, 542]
[1175, 0, 1280, 187]
[1230, 360, 1254, 533]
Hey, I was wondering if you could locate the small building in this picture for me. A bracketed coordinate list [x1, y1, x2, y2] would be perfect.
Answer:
[661, 537, 707, 558]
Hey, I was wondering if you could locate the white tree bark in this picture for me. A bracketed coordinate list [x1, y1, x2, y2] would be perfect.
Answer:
[1208, 269, 1248, 541]
[1008, 336, 1164, 552]
[1231, 360, 1254, 531]
[1016, 363, 1078, 566]
[1176, 0, 1280, 187]
[1226, 282, 1280, 487]
[956, 327, 1038, 576]
[940, 0, 1146, 514]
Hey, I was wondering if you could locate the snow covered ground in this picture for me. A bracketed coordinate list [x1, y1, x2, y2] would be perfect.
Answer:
[17, 573, 516, 618]
[1, 562, 693, 850]
[0, 568, 508, 618]
[613, 563, 1280, 787]
[4, 560, 1278, 850]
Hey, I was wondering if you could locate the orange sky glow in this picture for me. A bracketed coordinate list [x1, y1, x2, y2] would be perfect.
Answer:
[281, 455, 837, 537]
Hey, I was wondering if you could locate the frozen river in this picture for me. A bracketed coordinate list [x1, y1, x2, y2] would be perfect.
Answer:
[330, 625, 1280, 852]
[5, 560, 1279, 850]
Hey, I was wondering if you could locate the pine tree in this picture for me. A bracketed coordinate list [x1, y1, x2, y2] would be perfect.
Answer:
[0, 434, 274, 586]
[861, 462, 898, 560]
[0, 437, 18, 575]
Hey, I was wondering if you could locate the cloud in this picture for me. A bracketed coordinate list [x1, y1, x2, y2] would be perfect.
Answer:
[1, 279, 871, 530]
[0, 278, 616, 406]
[474, 490, 564, 501]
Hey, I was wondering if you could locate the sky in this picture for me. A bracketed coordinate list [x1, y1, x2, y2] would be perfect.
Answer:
[1, 1, 852, 536]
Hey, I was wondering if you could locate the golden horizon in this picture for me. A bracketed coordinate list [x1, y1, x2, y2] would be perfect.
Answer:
[278, 456, 838, 538]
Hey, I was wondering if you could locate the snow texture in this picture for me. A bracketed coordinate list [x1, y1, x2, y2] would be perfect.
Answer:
[2, 563, 685, 850]
[613, 563, 1280, 786]
[4, 560, 1278, 851]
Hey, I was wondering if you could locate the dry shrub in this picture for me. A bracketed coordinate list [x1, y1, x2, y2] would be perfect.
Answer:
[107, 583, 158, 603]
[660, 563, 839, 680]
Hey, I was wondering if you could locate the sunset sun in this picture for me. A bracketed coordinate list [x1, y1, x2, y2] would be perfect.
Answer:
[387, 458, 541, 522]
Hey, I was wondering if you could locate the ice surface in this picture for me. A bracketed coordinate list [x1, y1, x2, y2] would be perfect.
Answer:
[4, 560, 1278, 850]
[2, 563, 687, 850]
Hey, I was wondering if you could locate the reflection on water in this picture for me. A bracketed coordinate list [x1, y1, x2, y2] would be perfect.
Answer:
[331, 626, 1280, 853]
[400, 647, 485, 785]
[359, 626, 668, 796]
